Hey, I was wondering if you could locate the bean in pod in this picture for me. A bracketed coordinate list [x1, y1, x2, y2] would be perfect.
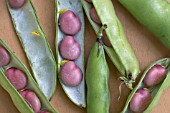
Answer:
[81, 0, 140, 89]
[122, 58, 170, 113]
[55, 0, 85, 107]
[119, 0, 170, 49]
[0, 39, 58, 113]
[0, 45, 10, 66]
[86, 26, 110, 113]
[6, 0, 57, 100]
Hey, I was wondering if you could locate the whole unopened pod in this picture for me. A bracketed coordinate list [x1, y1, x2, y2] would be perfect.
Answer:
[86, 27, 110, 113]
[119, 0, 170, 49]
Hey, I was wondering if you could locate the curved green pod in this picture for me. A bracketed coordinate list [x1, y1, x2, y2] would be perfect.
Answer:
[86, 35, 110, 113]
[119, 0, 170, 49]
[81, 0, 140, 89]
[55, 0, 85, 107]
[0, 39, 58, 113]
[6, 0, 57, 100]
[122, 58, 170, 113]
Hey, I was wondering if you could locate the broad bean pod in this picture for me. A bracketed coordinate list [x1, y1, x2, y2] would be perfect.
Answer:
[6, 0, 57, 100]
[122, 58, 170, 113]
[86, 27, 110, 113]
[81, 0, 140, 89]
[55, 0, 85, 107]
[0, 39, 58, 113]
[119, 0, 170, 49]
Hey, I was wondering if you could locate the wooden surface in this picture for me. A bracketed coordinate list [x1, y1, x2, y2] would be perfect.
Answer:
[0, 0, 170, 113]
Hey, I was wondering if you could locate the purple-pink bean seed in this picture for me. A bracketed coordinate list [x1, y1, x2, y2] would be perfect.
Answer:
[86, 0, 92, 3]
[144, 64, 166, 87]
[38, 110, 50, 113]
[130, 88, 151, 113]
[59, 10, 81, 35]
[102, 31, 112, 47]
[60, 61, 82, 86]
[5, 67, 27, 90]
[90, 7, 101, 24]
[59, 36, 81, 60]
[0, 45, 10, 66]
[8, 0, 26, 9]
[20, 90, 41, 113]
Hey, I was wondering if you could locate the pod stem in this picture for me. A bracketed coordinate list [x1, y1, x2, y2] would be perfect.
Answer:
[97, 24, 107, 56]
[97, 24, 107, 39]
[118, 81, 124, 102]
[119, 76, 133, 90]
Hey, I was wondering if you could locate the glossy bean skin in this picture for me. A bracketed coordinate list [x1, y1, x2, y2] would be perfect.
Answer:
[20, 90, 41, 113]
[59, 10, 81, 35]
[130, 89, 151, 113]
[60, 61, 82, 86]
[90, 7, 101, 24]
[81, 0, 140, 89]
[122, 58, 170, 113]
[0, 39, 58, 113]
[119, 0, 170, 49]
[8, 0, 26, 9]
[86, 41, 110, 113]
[5, 67, 27, 90]
[59, 36, 81, 60]
[6, 0, 57, 100]
[0, 45, 10, 66]
[144, 65, 166, 87]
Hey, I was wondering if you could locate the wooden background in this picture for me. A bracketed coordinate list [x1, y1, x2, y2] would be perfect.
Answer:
[0, 0, 170, 113]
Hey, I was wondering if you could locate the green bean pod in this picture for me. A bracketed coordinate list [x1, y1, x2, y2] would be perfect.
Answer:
[122, 58, 170, 113]
[55, 0, 85, 107]
[86, 28, 110, 113]
[119, 0, 170, 49]
[0, 39, 58, 113]
[81, 0, 140, 89]
[6, 0, 57, 100]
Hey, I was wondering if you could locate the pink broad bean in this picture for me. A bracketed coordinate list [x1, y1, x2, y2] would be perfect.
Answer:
[130, 88, 151, 113]
[20, 90, 41, 113]
[144, 64, 166, 87]
[90, 7, 101, 24]
[59, 36, 81, 60]
[8, 0, 26, 9]
[86, 0, 92, 3]
[60, 61, 82, 86]
[5, 67, 27, 90]
[59, 10, 81, 35]
[0, 45, 10, 66]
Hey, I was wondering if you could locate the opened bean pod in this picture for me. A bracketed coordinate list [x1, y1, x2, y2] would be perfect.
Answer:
[119, 0, 170, 49]
[6, 0, 57, 100]
[122, 58, 170, 113]
[81, 0, 140, 89]
[0, 39, 58, 113]
[55, 0, 85, 107]
[86, 26, 110, 113]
